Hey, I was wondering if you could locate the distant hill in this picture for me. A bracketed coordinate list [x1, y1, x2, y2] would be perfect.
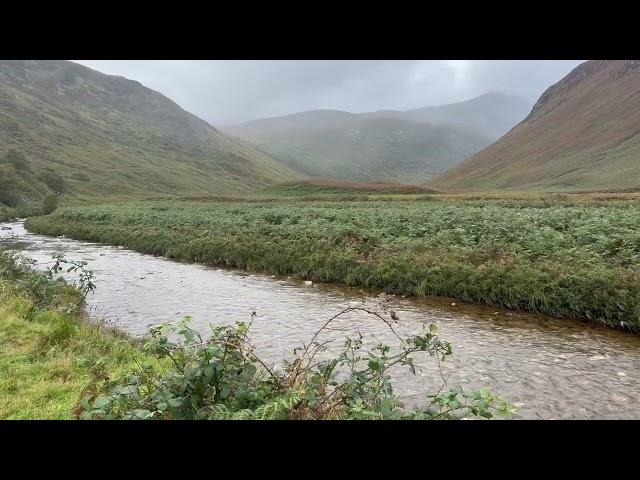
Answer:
[224, 93, 529, 183]
[0, 60, 296, 200]
[363, 92, 532, 139]
[435, 61, 640, 192]
[227, 113, 489, 182]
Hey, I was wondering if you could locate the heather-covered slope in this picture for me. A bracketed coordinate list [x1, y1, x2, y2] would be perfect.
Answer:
[436, 61, 640, 191]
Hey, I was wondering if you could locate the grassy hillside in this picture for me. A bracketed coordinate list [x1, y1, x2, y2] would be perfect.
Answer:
[0, 149, 62, 218]
[226, 112, 490, 183]
[435, 61, 640, 192]
[0, 60, 297, 200]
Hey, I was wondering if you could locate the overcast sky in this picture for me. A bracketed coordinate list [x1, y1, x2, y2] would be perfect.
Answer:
[74, 60, 584, 126]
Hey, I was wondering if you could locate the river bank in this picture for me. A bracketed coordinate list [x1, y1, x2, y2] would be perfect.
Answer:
[1, 247, 518, 420]
[0, 251, 160, 419]
[26, 198, 640, 332]
[5, 219, 640, 419]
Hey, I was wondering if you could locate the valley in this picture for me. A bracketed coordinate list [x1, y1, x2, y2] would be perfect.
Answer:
[2, 59, 640, 421]
[224, 92, 530, 182]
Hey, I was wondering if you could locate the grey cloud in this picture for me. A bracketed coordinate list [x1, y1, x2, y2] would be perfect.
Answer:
[74, 60, 584, 126]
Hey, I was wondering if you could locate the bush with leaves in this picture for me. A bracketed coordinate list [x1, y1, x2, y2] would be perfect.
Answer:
[39, 171, 66, 196]
[2, 149, 30, 172]
[41, 194, 59, 215]
[78, 304, 515, 420]
[0, 251, 96, 311]
[0, 164, 21, 207]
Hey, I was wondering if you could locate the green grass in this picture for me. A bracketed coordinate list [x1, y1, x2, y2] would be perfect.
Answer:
[0, 252, 160, 419]
[26, 197, 640, 332]
[258, 180, 437, 198]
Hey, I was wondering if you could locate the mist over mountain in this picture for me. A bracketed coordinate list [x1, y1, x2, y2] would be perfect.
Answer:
[225, 92, 528, 182]
[362, 92, 532, 139]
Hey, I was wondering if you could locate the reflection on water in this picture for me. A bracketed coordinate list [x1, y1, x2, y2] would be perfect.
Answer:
[2, 220, 640, 419]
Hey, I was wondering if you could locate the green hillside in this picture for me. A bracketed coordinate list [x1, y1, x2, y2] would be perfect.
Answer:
[0, 60, 297, 201]
[435, 61, 640, 192]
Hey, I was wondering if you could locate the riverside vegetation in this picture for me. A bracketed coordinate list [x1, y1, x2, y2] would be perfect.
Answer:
[0, 149, 65, 221]
[0, 251, 159, 419]
[25, 196, 640, 332]
[0, 251, 513, 420]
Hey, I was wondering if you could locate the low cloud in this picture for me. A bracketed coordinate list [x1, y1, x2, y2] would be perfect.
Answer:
[75, 60, 583, 126]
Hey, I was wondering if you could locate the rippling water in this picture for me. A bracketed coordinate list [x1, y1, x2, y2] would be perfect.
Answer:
[2, 220, 640, 419]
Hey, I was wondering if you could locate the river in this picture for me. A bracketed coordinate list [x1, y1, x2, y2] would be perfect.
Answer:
[2, 220, 639, 419]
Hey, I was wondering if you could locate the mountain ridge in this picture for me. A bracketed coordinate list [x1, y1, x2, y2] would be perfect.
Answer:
[434, 60, 640, 192]
[224, 92, 529, 183]
[0, 60, 297, 199]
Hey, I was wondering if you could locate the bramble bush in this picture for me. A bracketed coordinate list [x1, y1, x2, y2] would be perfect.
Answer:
[79, 304, 514, 420]
[0, 251, 95, 311]
[1, 249, 513, 420]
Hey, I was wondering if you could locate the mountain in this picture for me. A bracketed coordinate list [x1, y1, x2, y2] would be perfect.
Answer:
[0, 60, 296, 199]
[223, 94, 525, 182]
[363, 92, 532, 139]
[435, 61, 640, 192]
[227, 112, 489, 182]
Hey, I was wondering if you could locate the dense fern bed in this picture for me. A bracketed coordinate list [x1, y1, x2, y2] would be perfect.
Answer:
[26, 196, 640, 332]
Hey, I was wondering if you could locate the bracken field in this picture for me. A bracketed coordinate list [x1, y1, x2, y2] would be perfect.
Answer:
[26, 196, 640, 332]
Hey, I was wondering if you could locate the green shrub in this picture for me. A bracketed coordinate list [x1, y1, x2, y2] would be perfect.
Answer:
[2, 149, 30, 172]
[41, 195, 59, 215]
[79, 311, 513, 420]
[39, 171, 66, 195]
[0, 164, 21, 207]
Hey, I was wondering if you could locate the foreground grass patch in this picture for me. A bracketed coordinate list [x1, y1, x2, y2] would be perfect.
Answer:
[26, 198, 640, 331]
[0, 255, 159, 419]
